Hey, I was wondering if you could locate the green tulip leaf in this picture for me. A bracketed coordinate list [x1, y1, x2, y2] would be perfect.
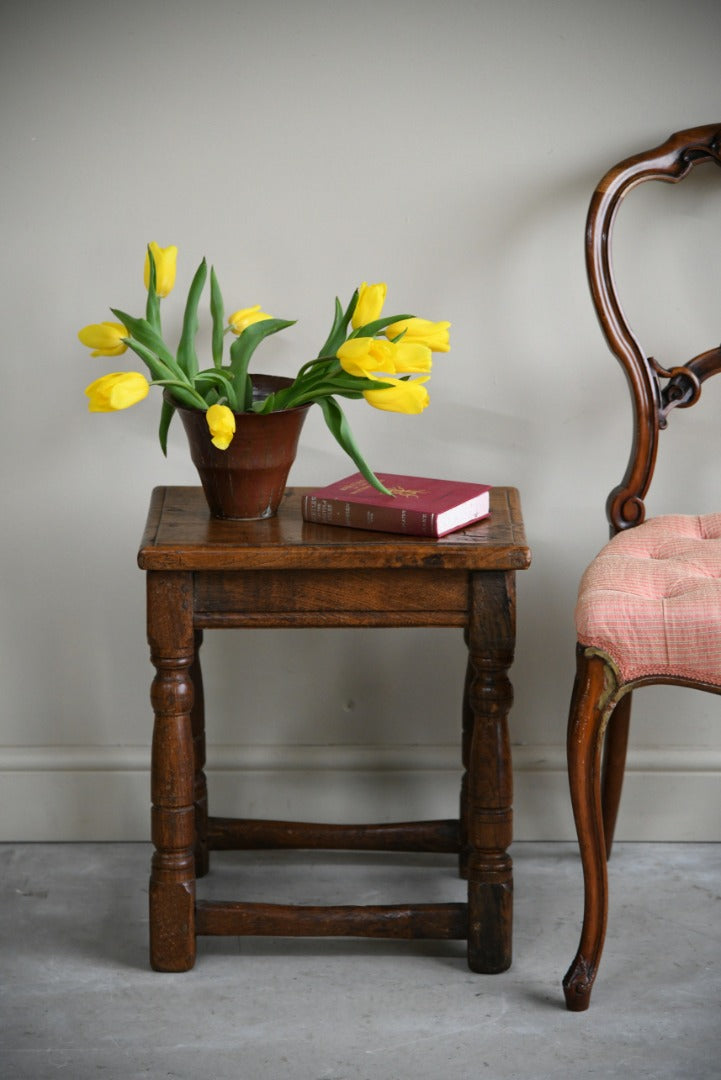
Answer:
[158, 397, 175, 456]
[287, 355, 339, 388]
[252, 393, 277, 414]
[194, 367, 239, 409]
[111, 308, 185, 381]
[229, 317, 296, 409]
[324, 374, 392, 394]
[344, 289, 360, 327]
[349, 313, 414, 340]
[316, 395, 391, 495]
[122, 336, 181, 385]
[195, 366, 235, 385]
[209, 267, 224, 369]
[150, 378, 207, 410]
[317, 291, 362, 357]
[176, 257, 208, 379]
[228, 318, 297, 375]
[316, 296, 347, 358]
[145, 247, 161, 333]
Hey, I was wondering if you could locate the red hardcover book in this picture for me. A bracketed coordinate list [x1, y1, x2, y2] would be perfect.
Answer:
[302, 472, 491, 537]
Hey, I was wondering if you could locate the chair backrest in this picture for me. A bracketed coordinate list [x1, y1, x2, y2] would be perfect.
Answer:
[586, 124, 721, 535]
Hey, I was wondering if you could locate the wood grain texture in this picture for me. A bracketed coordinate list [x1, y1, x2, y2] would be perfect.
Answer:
[147, 571, 196, 971]
[138, 486, 530, 572]
[464, 572, 515, 973]
[566, 123, 721, 1010]
[585, 122, 721, 535]
[563, 649, 612, 1012]
[207, 818, 460, 852]
[195, 901, 468, 940]
[141, 485, 530, 973]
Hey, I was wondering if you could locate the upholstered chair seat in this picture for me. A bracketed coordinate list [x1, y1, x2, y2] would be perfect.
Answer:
[576, 514, 721, 686]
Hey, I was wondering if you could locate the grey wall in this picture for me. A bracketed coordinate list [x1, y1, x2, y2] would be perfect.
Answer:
[3, 0, 721, 839]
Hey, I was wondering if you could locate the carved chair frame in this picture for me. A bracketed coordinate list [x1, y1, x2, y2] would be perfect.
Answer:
[564, 124, 721, 1011]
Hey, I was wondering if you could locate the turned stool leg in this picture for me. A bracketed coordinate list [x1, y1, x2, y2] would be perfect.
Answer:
[147, 571, 197, 972]
[563, 647, 613, 1011]
[459, 661, 474, 881]
[464, 571, 515, 974]
[190, 629, 209, 878]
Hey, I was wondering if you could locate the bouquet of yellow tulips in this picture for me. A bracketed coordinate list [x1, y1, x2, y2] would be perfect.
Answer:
[79, 243, 450, 493]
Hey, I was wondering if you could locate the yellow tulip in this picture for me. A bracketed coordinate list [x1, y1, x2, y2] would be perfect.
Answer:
[337, 337, 393, 378]
[143, 242, 178, 298]
[364, 376, 430, 414]
[337, 337, 431, 378]
[206, 403, 236, 449]
[384, 317, 451, 352]
[351, 281, 387, 330]
[85, 372, 150, 412]
[78, 321, 128, 357]
[389, 341, 433, 373]
[228, 305, 273, 334]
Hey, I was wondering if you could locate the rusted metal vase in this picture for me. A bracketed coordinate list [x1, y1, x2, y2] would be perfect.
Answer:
[174, 375, 310, 520]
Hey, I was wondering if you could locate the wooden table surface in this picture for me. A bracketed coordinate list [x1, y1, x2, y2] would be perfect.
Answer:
[138, 485, 530, 571]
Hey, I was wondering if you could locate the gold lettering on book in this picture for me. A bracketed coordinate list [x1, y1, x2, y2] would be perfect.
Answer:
[338, 478, 429, 499]
[388, 487, 427, 499]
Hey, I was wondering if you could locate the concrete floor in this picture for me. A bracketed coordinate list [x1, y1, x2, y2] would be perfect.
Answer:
[0, 842, 719, 1080]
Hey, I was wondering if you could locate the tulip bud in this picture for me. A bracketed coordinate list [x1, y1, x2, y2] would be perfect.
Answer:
[389, 341, 433, 373]
[144, 242, 178, 298]
[206, 403, 236, 449]
[228, 306, 273, 335]
[78, 321, 128, 357]
[363, 376, 430, 414]
[337, 337, 393, 377]
[351, 282, 387, 330]
[384, 318, 451, 353]
[85, 372, 150, 412]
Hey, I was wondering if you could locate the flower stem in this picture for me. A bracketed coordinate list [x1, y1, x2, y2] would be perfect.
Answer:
[151, 380, 208, 410]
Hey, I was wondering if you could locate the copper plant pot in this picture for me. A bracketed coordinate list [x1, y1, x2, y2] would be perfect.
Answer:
[174, 375, 310, 520]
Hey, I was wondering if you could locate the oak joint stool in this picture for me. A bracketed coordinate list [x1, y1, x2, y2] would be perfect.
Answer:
[137, 485, 530, 972]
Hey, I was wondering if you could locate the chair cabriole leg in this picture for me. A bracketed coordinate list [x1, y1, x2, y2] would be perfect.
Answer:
[563, 647, 613, 1011]
[600, 691, 631, 859]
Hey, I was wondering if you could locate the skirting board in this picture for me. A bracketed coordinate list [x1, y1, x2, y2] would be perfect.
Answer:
[1, 744, 720, 842]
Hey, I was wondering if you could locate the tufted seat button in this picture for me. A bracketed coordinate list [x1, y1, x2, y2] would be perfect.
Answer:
[576, 513, 721, 684]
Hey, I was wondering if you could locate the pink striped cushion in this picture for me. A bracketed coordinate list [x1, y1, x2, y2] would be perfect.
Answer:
[575, 514, 721, 685]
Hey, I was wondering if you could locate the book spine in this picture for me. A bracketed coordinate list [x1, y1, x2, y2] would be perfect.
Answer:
[302, 495, 440, 536]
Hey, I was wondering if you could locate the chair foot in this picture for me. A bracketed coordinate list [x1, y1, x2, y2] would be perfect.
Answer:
[563, 954, 594, 1011]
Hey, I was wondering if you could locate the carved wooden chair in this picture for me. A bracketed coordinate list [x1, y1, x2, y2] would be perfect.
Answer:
[563, 124, 721, 1011]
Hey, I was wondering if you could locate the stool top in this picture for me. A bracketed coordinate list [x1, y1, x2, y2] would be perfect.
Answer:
[138, 486, 530, 572]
